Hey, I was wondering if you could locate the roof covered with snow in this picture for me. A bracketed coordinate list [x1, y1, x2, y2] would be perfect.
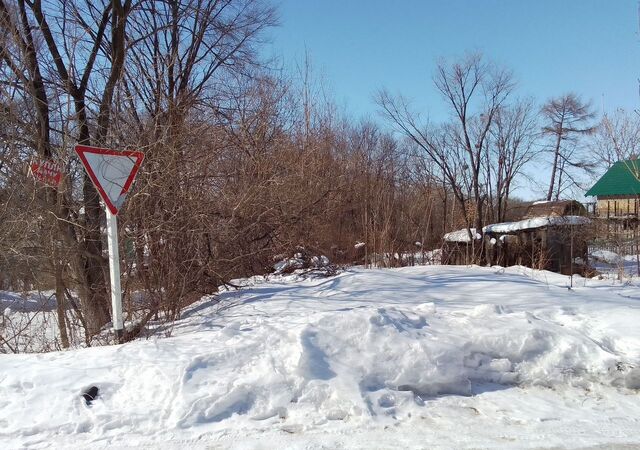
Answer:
[443, 228, 482, 242]
[524, 200, 586, 219]
[483, 215, 591, 234]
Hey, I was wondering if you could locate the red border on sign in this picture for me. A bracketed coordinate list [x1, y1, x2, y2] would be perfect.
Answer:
[75, 144, 144, 215]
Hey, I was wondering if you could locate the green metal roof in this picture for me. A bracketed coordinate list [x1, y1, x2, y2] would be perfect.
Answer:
[585, 160, 640, 197]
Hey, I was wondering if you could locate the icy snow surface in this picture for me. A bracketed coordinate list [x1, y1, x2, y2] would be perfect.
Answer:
[2, 265, 640, 449]
[483, 216, 591, 234]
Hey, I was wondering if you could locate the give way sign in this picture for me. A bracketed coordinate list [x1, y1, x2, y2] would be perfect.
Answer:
[75, 145, 144, 215]
[75, 144, 144, 340]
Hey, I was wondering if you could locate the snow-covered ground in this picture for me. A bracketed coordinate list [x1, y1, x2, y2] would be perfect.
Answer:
[591, 249, 640, 277]
[2, 265, 640, 449]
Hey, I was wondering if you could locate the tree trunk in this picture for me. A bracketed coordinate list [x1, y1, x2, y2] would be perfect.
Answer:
[54, 251, 70, 348]
[546, 122, 564, 201]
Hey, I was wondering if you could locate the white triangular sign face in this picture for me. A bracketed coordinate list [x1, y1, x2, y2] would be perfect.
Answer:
[75, 145, 144, 215]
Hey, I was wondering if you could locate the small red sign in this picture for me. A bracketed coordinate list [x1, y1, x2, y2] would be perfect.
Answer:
[30, 160, 62, 187]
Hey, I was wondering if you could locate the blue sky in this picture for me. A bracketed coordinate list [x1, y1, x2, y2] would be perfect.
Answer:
[265, 0, 640, 198]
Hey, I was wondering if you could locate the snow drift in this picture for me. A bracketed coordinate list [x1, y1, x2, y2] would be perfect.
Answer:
[1, 266, 640, 448]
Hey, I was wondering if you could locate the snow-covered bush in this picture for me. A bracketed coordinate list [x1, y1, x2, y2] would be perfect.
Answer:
[272, 248, 336, 276]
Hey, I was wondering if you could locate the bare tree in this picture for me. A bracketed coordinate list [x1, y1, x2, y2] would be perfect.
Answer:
[486, 99, 540, 222]
[113, 0, 278, 324]
[1, 0, 135, 337]
[377, 54, 514, 261]
[592, 108, 640, 167]
[542, 93, 596, 201]
[4, 4, 557, 351]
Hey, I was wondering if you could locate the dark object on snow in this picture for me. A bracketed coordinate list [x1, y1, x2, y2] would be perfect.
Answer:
[82, 386, 99, 405]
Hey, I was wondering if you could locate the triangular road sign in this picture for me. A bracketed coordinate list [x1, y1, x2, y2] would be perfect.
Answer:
[75, 145, 144, 215]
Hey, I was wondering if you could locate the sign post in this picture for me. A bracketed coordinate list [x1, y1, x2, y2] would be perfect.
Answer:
[106, 208, 124, 338]
[75, 145, 144, 341]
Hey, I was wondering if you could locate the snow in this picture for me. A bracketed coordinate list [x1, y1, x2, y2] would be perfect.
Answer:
[272, 254, 331, 274]
[2, 265, 640, 448]
[483, 215, 591, 234]
[591, 249, 624, 265]
[532, 200, 552, 205]
[273, 257, 305, 273]
[589, 249, 640, 278]
[1, 290, 56, 313]
[418, 248, 441, 265]
[310, 255, 330, 267]
[1, 290, 83, 352]
[443, 228, 481, 242]
[367, 249, 441, 267]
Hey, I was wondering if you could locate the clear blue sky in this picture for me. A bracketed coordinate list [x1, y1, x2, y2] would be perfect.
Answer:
[265, 0, 640, 198]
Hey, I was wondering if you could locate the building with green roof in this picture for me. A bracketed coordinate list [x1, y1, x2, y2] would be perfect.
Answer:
[586, 159, 640, 219]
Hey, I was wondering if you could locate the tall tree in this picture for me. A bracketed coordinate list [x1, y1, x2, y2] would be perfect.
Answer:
[1, 0, 133, 337]
[542, 93, 596, 201]
[486, 99, 540, 222]
[377, 53, 514, 260]
[117, 0, 278, 321]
